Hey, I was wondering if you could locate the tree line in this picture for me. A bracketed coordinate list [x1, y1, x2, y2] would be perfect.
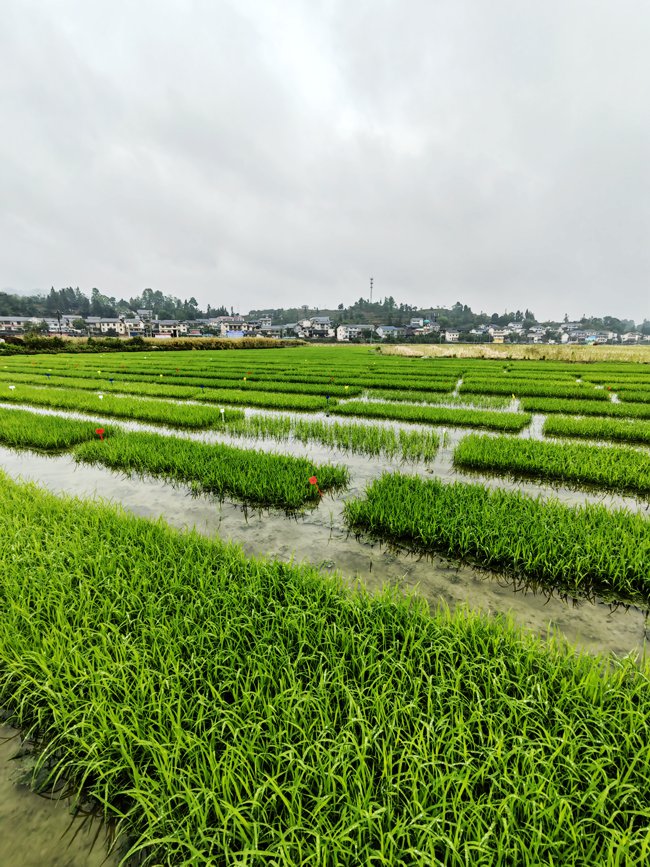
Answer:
[1, 288, 646, 334]
[0, 287, 228, 321]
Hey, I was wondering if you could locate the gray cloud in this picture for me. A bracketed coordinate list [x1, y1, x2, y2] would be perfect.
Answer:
[1, 0, 648, 321]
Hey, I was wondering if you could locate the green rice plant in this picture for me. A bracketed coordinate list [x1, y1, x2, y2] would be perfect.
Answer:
[332, 400, 531, 431]
[367, 389, 511, 408]
[453, 433, 650, 495]
[459, 379, 609, 400]
[2, 364, 434, 395]
[1, 362, 456, 396]
[0, 370, 337, 412]
[219, 372, 457, 393]
[616, 389, 650, 404]
[581, 374, 650, 386]
[521, 396, 650, 419]
[74, 430, 349, 510]
[0, 369, 208, 400]
[364, 387, 455, 403]
[224, 414, 439, 462]
[159, 372, 363, 397]
[543, 415, 650, 447]
[344, 472, 650, 606]
[0, 476, 649, 865]
[395, 427, 440, 462]
[59, 370, 363, 399]
[0, 407, 108, 451]
[0, 382, 243, 428]
[195, 386, 334, 412]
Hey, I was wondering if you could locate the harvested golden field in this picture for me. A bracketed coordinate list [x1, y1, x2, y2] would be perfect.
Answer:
[380, 343, 650, 363]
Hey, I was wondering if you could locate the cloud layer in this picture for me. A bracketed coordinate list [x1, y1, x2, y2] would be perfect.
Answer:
[2, 0, 648, 321]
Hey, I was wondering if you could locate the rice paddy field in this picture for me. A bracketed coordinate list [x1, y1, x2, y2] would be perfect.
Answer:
[0, 343, 649, 865]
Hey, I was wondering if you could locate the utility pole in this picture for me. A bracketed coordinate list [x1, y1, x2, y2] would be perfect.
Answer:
[369, 277, 373, 303]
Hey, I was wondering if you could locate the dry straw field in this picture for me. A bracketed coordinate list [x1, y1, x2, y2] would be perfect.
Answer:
[381, 342, 650, 363]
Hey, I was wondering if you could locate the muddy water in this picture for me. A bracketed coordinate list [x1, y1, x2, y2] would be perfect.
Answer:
[0, 725, 119, 867]
[0, 414, 648, 864]
[0, 438, 646, 659]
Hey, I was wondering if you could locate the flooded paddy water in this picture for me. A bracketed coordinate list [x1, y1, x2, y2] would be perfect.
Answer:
[0, 402, 648, 864]
[0, 724, 118, 867]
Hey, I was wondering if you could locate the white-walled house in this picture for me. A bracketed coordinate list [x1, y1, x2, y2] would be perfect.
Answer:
[336, 324, 362, 341]
[97, 318, 129, 336]
[0, 316, 42, 332]
[375, 325, 405, 339]
[154, 320, 189, 337]
[621, 331, 643, 343]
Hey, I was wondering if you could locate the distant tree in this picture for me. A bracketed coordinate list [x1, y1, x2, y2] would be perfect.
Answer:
[24, 319, 50, 335]
[602, 317, 625, 334]
[90, 288, 117, 317]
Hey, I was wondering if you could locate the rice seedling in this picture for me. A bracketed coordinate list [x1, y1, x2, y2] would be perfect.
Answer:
[453, 433, 650, 495]
[521, 396, 650, 419]
[0, 407, 108, 451]
[332, 400, 531, 431]
[195, 387, 334, 412]
[0, 382, 243, 428]
[615, 389, 650, 404]
[0, 370, 337, 412]
[74, 430, 349, 510]
[580, 374, 650, 387]
[459, 378, 609, 400]
[367, 389, 511, 408]
[55, 369, 364, 399]
[1, 476, 650, 864]
[224, 414, 440, 462]
[344, 472, 650, 606]
[543, 414, 650, 446]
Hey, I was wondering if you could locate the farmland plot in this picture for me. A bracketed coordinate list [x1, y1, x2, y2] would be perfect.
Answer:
[1, 344, 650, 865]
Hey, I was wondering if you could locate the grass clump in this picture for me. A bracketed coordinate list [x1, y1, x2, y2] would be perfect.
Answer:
[74, 429, 349, 510]
[453, 433, 650, 495]
[344, 472, 650, 606]
[0, 475, 650, 865]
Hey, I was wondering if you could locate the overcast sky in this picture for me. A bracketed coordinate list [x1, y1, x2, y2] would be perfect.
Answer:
[1, 1, 648, 322]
